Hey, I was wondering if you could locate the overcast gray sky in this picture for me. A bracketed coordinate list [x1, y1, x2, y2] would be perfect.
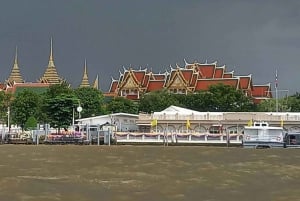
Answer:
[0, 0, 299, 95]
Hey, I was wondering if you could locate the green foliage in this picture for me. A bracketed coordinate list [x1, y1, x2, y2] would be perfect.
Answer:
[137, 85, 254, 113]
[0, 91, 13, 124]
[74, 87, 104, 118]
[24, 116, 37, 130]
[11, 90, 41, 130]
[43, 93, 77, 131]
[45, 83, 73, 98]
[138, 90, 181, 113]
[41, 83, 77, 131]
[204, 84, 254, 112]
[106, 97, 139, 114]
[287, 93, 300, 112]
[257, 96, 290, 112]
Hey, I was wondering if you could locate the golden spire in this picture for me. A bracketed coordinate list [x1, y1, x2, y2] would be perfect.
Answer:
[93, 74, 99, 90]
[39, 37, 61, 84]
[79, 59, 90, 87]
[48, 37, 55, 67]
[7, 46, 24, 83]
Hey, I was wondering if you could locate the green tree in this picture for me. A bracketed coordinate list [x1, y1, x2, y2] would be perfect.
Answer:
[257, 96, 290, 112]
[24, 116, 38, 130]
[178, 92, 208, 111]
[0, 91, 13, 125]
[106, 97, 139, 114]
[204, 84, 254, 112]
[41, 83, 77, 132]
[74, 87, 104, 118]
[44, 93, 78, 132]
[11, 90, 40, 130]
[139, 90, 181, 113]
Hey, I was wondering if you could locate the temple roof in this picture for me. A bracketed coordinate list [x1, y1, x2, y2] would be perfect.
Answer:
[93, 75, 99, 89]
[79, 59, 90, 88]
[39, 38, 62, 84]
[7, 47, 24, 84]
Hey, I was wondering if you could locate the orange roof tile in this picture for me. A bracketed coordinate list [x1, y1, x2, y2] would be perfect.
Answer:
[109, 81, 118, 93]
[214, 68, 224, 78]
[195, 79, 239, 91]
[223, 72, 233, 78]
[181, 70, 193, 82]
[252, 85, 271, 97]
[238, 76, 251, 89]
[196, 64, 215, 78]
[142, 74, 150, 87]
[153, 74, 166, 80]
[133, 71, 146, 83]
[126, 94, 139, 100]
[146, 80, 165, 92]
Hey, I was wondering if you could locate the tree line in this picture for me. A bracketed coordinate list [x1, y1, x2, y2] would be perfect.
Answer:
[0, 83, 298, 131]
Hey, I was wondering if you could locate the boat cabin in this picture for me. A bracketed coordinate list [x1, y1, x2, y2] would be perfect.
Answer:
[284, 133, 300, 148]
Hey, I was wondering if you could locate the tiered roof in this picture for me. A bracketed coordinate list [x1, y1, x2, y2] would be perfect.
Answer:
[7, 47, 24, 84]
[79, 59, 90, 88]
[107, 59, 272, 103]
[39, 38, 62, 84]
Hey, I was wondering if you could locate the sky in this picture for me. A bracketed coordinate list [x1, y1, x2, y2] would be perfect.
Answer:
[0, 0, 300, 95]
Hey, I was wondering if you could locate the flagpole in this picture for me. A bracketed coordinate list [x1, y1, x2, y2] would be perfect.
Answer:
[275, 69, 278, 113]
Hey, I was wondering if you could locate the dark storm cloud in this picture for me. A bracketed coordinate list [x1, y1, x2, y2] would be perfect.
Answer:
[0, 0, 300, 95]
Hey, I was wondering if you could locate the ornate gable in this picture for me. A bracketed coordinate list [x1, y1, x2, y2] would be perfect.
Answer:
[119, 69, 139, 89]
[166, 69, 188, 89]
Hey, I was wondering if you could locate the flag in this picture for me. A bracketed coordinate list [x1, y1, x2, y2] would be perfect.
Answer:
[275, 69, 278, 89]
[151, 119, 157, 127]
[280, 119, 284, 127]
[247, 119, 253, 127]
[186, 119, 191, 129]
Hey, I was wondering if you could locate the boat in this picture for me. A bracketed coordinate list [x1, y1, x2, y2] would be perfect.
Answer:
[284, 132, 300, 148]
[243, 121, 285, 148]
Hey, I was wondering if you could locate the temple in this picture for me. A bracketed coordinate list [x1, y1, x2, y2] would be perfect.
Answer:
[0, 39, 271, 103]
[1, 39, 99, 94]
[39, 38, 63, 84]
[106, 60, 272, 104]
[6, 46, 24, 85]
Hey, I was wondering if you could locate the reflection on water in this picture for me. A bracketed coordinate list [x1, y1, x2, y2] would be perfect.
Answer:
[0, 145, 299, 201]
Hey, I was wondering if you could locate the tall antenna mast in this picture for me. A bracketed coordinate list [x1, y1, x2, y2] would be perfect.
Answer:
[275, 69, 278, 112]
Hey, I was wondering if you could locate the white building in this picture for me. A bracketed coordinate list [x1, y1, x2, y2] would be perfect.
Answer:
[77, 113, 139, 132]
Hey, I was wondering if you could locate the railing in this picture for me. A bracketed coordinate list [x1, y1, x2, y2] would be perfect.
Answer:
[115, 132, 243, 144]
[139, 112, 300, 122]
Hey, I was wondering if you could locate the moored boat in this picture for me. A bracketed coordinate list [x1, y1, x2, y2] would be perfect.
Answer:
[243, 121, 285, 148]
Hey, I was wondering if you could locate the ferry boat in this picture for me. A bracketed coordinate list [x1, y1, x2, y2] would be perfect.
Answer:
[243, 121, 285, 148]
[284, 132, 300, 148]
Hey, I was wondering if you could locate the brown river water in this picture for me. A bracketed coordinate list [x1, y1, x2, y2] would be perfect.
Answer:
[0, 145, 299, 201]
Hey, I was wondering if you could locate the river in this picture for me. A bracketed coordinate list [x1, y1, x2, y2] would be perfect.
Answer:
[0, 145, 299, 201]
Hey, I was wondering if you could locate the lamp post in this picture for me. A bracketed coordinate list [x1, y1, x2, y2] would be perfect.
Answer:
[77, 101, 82, 119]
[109, 114, 113, 146]
[72, 107, 75, 131]
[7, 107, 10, 133]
